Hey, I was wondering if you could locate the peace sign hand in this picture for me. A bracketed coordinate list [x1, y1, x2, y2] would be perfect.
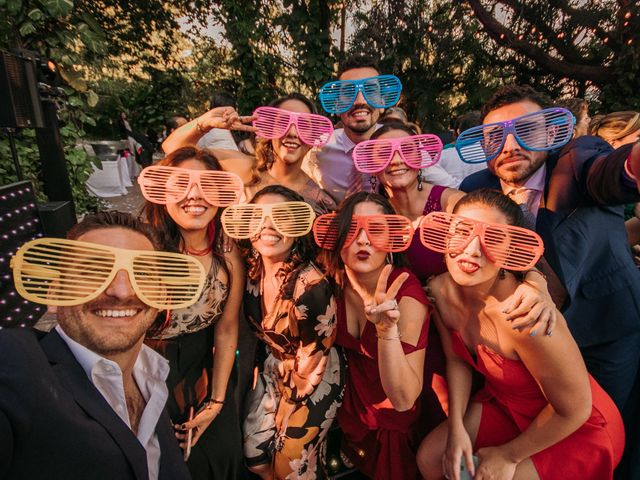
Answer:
[195, 107, 257, 133]
[362, 265, 409, 330]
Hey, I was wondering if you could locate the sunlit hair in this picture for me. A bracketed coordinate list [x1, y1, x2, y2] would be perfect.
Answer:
[323, 191, 406, 290]
[67, 210, 160, 249]
[481, 84, 552, 120]
[452, 189, 526, 279]
[251, 93, 317, 184]
[369, 121, 419, 140]
[589, 111, 640, 146]
[141, 147, 226, 256]
[238, 185, 319, 299]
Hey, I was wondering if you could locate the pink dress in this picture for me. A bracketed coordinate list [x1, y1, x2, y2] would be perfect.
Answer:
[450, 330, 625, 479]
[336, 268, 430, 479]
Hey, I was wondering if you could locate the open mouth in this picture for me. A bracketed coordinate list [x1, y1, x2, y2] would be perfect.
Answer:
[282, 139, 301, 150]
[456, 259, 480, 274]
[92, 308, 141, 318]
[349, 106, 372, 119]
[182, 204, 207, 216]
[386, 167, 409, 177]
[259, 231, 282, 245]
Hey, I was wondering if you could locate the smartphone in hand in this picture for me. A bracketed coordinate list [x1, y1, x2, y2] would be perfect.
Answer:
[183, 407, 194, 462]
[460, 455, 479, 480]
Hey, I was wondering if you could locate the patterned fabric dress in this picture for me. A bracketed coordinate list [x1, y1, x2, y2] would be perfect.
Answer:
[146, 256, 244, 480]
[243, 263, 345, 479]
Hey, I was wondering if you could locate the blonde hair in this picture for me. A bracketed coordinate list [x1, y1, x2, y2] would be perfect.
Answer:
[589, 111, 640, 145]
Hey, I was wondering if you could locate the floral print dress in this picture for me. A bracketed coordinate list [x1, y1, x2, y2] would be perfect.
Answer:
[243, 262, 345, 480]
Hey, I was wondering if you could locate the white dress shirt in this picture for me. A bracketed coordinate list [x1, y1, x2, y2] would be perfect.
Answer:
[197, 128, 239, 150]
[303, 127, 376, 203]
[499, 163, 547, 217]
[56, 325, 170, 480]
[424, 145, 487, 188]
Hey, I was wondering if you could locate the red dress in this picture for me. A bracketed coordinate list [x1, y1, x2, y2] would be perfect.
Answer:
[336, 268, 430, 480]
[450, 330, 625, 479]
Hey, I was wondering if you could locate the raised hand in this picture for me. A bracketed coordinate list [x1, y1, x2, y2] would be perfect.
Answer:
[195, 107, 257, 133]
[361, 264, 409, 330]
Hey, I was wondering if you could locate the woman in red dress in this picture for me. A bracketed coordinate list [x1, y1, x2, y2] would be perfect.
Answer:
[417, 189, 624, 480]
[320, 191, 431, 479]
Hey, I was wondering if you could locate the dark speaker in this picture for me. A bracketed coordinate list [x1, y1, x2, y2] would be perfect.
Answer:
[0, 50, 44, 129]
[38, 201, 77, 238]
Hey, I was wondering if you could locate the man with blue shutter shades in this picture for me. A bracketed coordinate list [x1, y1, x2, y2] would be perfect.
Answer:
[460, 84, 640, 479]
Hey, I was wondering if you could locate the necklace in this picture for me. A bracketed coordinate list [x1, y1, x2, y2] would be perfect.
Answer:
[185, 245, 212, 256]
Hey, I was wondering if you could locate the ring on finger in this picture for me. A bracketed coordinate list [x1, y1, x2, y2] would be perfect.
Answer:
[391, 299, 399, 310]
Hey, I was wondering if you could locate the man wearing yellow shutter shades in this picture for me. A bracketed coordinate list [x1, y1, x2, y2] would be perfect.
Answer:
[0, 211, 194, 480]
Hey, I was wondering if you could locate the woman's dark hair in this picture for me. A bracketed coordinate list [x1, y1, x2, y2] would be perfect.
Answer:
[452, 188, 524, 228]
[323, 191, 406, 289]
[141, 147, 227, 255]
[253, 93, 317, 179]
[452, 189, 526, 279]
[141, 147, 231, 334]
[239, 184, 319, 299]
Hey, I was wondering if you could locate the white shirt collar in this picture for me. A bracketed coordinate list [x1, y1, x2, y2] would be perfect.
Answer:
[55, 325, 169, 384]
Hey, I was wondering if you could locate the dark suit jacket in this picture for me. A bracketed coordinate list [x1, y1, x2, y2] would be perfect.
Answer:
[0, 328, 191, 480]
[460, 136, 640, 346]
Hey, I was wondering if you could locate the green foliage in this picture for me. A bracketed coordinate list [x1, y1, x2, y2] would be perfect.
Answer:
[0, 129, 46, 202]
[1, 0, 637, 217]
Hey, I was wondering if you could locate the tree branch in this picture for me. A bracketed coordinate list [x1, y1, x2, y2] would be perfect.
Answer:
[467, 0, 613, 84]
[499, 0, 584, 64]
[546, 0, 617, 47]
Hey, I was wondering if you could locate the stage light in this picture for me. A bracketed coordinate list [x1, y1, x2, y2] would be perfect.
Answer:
[0, 181, 45, 329]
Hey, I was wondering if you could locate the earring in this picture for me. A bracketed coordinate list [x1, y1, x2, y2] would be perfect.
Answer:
[369, 176, 378, 192]
[417, 170, 424, 191]
[499, 268, 506, 279]
[251, 248, 260, 259]
[386, 252, 394, 264]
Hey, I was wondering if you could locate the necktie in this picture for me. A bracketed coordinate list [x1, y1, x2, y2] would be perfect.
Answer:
[508, 187, 537, 230]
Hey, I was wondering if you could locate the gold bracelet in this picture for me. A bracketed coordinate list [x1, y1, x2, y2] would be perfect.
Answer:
[376, 332, 402, 341]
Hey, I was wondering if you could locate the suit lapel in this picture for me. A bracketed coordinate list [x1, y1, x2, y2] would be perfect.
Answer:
[41, 331, 149, 480]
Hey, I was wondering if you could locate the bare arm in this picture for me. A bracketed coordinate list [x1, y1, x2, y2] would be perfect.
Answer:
[376, 295, 427, 411]
[211, 243, 244, 403]
[440, 187, 466, 213]
[431, 296, 476, 480]
[181, 244, 244, 447]
[477, 312, 592, 474]
[162, 107, 254, 154]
